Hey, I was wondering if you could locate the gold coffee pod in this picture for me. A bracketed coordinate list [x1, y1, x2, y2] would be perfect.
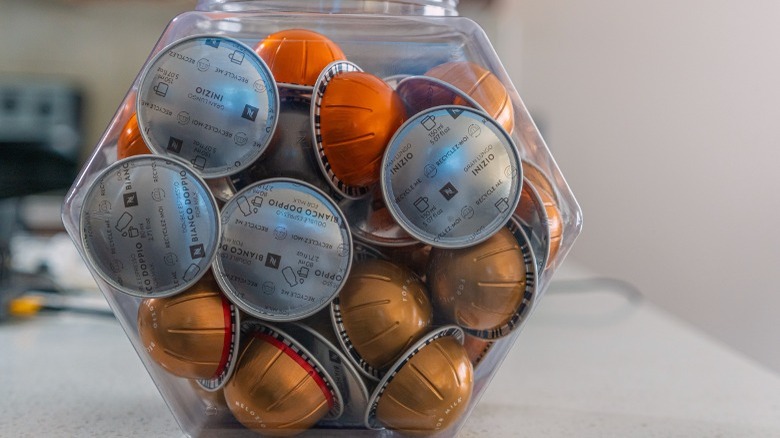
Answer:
[137, 272, 239, 389]
[366, 326, 473, 435]
[224, 322, 342, 436]
[428, 220, 537, 339]
[313, 62, 407, 197]
[117, 113, 151, 159]
[426, 61, 514, 134]
[254, 28, 346, 89]
[332, 258, 432, 379]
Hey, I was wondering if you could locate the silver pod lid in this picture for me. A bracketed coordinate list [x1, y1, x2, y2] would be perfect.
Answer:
[136, 35, 279, 178]
[380, 105, 523, 248]
[79, 156, 220, 297]
[282, 323, 371, 427]
[214, 178, 352, 321]
[241, 320, 345, 420]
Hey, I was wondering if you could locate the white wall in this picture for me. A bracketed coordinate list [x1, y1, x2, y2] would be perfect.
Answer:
[490, 0, 780, 372]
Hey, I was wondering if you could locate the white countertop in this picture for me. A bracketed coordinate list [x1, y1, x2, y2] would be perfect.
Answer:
[2, 273, 779, 437]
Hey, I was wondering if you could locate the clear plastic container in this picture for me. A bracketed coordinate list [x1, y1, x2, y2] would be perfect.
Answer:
[62, 1, 582, 436]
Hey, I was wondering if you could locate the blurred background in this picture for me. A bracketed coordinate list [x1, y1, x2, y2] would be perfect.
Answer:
[1, 0, 778, 377]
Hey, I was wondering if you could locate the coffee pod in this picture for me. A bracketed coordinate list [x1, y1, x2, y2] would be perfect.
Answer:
[382, 74, 412, 90]
[331, 258, 432, 380]
[224, 320, 343, 436]
[522, 160, 563, 266]
[462, 334, 494, 369]
[230, 98, 334, 197]
[425, 61, 514, 134]
[514, 176, 551, 274]
[395, 75, 483, 118]
[80, 156, 220, 297]
[382, 244, 433, 281]
[380, 105, 522, 249]
[117, 113, 151, 159]
[136, 35, 279, 178]
[428, 218, 537, 339]
[282, 323, 371, 428]
[254, 29, 346, 93]
[214, 178, 352, 321]
[313, 61, 407, 198]
[137, 272, 239, 390]
[365, 326, 472, 435]
[339, 185, 417, 247]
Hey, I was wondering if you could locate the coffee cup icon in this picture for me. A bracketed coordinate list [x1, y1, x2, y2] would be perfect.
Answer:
[228, 50, 245, 65]
[154, 82, 169, 97]
[414, 196, 430, 212]
[421, 115, 437, 131]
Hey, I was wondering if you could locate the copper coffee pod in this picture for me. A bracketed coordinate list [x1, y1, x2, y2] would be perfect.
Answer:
[428, 218, 537, 339]
[365, 326, 473, 435]
[224, 321, 343, 436]
[230, 98, 334, 197]
[214, 178, 352, 321]
[255, 29, 346, 92]
[117, 113, 151, 159]
[79, 156, 220, 297]
[462, 334, 494, 369]
[137, 272, 240, 390]
[425, 61, 514, 134]
[380, 105, 522, 249]
[282, 323, 371, 428]
[136, 35, 279, 178]
[522, 160, 563, 266]
[514, 176, 551, 274]
[313, 61, 407, 198]
[331, 258, 432, 380]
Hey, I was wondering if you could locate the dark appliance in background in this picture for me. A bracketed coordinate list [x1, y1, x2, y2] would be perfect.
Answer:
[0, 77, 83, 318]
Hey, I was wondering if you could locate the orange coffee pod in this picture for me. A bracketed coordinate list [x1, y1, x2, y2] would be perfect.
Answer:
[366, 326, 473, 435]
[224, 321, 342, 436]
[313, 61, 407, 198]
[426, 61, 514, 134]
[117, 113, 151, 159]
[331, 258, 432, 379]
[428, 219, 537, 339]
[254, 28, 346, 88]
[137, 272, 239, 389]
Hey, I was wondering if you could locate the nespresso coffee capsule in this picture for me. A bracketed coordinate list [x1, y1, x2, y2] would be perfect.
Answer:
[224, 321, 342, 436]
[230, 98, 334, 197]
[339, 185, 417, 247]
[515, 176, 551, 274]
[313, 61, 407, 198]
[137, 272, 239, 390]
[395, 75, 483, 118]
[380, 105, 522, 249]
[522, 160, 563, 266]
[428, 219, 537, 339]
[365, 326, 472, 435]
[462, 334, 494, 369]
[136, 35, 279, 178]
[255, 29, 347, 91]
[331, 258, 432, 380]
[282, 323, 371, 428]
[426, 61, 515, 134]
[214, 178, 352, 321]
[117, 113, 151, 159]
[80, 156, 220, 297]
